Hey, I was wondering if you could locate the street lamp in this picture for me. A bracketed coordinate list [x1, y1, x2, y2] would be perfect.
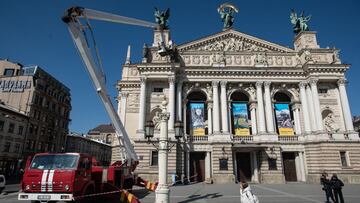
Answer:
[174, 120, 184, 140]
[145, 120, 155, 140]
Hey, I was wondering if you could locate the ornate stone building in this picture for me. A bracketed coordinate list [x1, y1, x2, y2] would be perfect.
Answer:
[116, 27, 360, 183]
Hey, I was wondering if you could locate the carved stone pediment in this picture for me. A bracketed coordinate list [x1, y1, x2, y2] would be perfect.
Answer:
[178, 29, 294, 53]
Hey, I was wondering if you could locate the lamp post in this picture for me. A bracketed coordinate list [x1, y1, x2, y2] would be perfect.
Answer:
[144, 99, 184, 203]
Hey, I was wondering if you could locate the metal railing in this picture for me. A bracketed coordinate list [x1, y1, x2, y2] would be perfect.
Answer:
[278, 135, 298, 142]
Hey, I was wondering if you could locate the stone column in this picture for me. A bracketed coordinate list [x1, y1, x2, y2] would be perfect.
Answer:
[264, 81, 275, 133]
[137, 76, 147, 132]
[207, 102, 213, 135]
[168, 76, 176, 131]
[299, 82, 311, 134]
[306, 85, 316, 131]
[338, 78, 355, 131]
[212, 81, 220, 133]
[251, 151, 259, 182]
[295, 153, 302, 181]
[155, 101, 170, 203]
[176, 81, 183, 122]
[205, 151, 212, 183]
[249, 102, 257, 135]
[256, 82, 266, 133]
[220, 81, 229, 133]
[120, 92, 128, 124]
[309, 78, 324, 131]
[292, 104, 302, 135]
[299, 151, 306, 181]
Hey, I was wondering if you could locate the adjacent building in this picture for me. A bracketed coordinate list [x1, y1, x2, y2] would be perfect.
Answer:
[116, 26, 360, 183]
[354, 116, 360, 133]
[87, 124, 124, 163]
[0, 59, 72, 163]
[0, 103, 29, 176]
[65, 132, 111, 166]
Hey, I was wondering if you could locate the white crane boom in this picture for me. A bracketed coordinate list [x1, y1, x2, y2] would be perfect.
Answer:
[62, 7, 162, 163]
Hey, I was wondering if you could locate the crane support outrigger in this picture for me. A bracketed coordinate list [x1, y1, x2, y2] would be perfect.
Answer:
[62, 7, 172, 167]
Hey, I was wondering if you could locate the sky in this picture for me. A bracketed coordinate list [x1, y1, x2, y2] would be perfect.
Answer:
[1, 0, 359, 134]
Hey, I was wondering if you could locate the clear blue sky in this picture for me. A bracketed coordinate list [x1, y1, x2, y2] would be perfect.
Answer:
[1, 0, 359, 134]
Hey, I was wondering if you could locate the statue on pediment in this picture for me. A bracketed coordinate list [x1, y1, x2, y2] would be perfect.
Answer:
[290, 9, 311, 34]
[218, 3, 238, 29]
[154, 7, 170, 29]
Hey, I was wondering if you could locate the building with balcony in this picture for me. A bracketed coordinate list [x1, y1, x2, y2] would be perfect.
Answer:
[0, 59, 72, 162]
[116, 27, 360, 184]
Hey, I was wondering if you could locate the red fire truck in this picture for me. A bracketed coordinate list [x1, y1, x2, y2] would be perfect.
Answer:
[18, 6, 169, 203]
[18, 153, 139, 202]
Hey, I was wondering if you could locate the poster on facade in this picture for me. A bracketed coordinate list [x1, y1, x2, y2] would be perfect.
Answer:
[190, 103, 205, 136]
[274, 103, 294, 136]
[232, 103, 250, 136]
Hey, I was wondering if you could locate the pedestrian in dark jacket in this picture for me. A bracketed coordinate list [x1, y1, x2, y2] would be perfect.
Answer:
[320, 172, 336, 203]
[331, 174, 344, 203]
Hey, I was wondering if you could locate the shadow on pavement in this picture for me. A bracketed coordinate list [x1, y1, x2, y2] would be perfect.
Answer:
[178, 193, 223, 203]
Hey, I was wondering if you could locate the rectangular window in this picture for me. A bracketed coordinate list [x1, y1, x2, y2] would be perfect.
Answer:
[151, 151, 158, 166]
[219, 158, 228, 170]
[153, 88, 163, 93]
[3, 68, 15, 76]
[8, 123, 15, 133]
[268, 158, 277, 170]
[18, 125, 24, 135]
[14, 144, 20, 153]
[340, 151, 349, 167]
[0, 120, 4, 131]
[3, 142, 11, 152]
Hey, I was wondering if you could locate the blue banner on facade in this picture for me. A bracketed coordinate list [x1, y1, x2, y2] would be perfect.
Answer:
[232, 103, 250, 136]
[274, 103, 294, 136]
[190, 103, 205, 136]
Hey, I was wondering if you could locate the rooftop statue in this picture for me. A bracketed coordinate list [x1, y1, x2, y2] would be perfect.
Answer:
[290, 9, 311, 34]
[154, 7, 170, 29]
[218, 3, 238, 29]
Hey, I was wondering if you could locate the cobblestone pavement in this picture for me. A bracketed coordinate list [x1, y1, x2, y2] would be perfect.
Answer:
[1, 183, 360, 202]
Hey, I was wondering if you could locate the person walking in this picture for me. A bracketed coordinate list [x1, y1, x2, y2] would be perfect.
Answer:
[331, 174, 344, 203]
[320, 172, 336, 203]
[240, 181, 259, 203]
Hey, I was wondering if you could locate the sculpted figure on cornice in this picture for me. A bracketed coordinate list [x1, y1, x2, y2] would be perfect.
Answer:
[194, 37, 271, 52]
[254, 53, 268, 66]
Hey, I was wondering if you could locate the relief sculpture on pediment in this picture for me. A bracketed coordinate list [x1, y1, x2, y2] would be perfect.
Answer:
[196, 37, 270, 52]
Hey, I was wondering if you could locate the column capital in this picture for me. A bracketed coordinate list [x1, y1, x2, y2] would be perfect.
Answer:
[120, 92, 129, 98]
[291, 103, 301, 111]
[256, 81, 263, 88]
[264, 81, 271, 88]
[337, 78, 348, 86]
[207, 102, 213, 109]
[308, 77, 319, 86]
[220, 80, 227, 87]
[212, 80, 219, 87]
[168, 76, 176, 84]
[299, 81, 308, 88]
[249, 102, 257, 110]
[140, 76, 147, 84]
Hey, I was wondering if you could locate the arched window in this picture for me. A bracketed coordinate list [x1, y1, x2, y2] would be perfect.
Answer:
[230, 91, 251, 135]
[106, 134, 112, 144]
[273, 92, 295, 135]
[186, 91, 207, 136]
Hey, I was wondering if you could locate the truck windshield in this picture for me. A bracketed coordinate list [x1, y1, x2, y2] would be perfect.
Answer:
[30, 154, 79, 170]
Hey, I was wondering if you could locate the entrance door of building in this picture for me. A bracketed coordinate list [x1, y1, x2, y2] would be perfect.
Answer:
[282, 152, 297, 182]
[236, 152, 252, 182]
[189, 152, 206, 182]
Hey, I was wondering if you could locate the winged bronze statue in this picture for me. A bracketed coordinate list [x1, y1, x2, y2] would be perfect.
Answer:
[290, 9, 311, 34]
[154, 7, 170, 29]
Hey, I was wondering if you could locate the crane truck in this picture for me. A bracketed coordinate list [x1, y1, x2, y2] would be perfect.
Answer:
[18, 6, 171, 203]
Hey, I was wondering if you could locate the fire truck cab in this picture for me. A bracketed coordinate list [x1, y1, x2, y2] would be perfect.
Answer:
[18, 153, 132, 202]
